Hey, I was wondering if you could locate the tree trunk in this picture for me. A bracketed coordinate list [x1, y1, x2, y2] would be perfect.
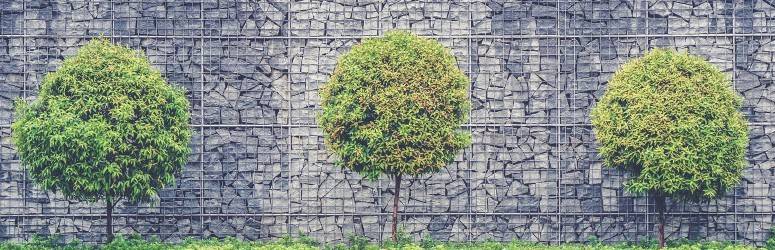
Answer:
[107, 198, 114, 243]
[391, 174, 402, 242]
[654, 194, 666, 249]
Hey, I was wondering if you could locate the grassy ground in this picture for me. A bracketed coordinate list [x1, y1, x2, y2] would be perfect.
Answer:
[0, 235, 767, 250]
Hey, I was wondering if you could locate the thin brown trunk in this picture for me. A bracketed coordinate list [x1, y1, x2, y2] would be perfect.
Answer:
[107, 197, 114, 243]
[391, 174, 402, 242]
[654, 194, 666, 249]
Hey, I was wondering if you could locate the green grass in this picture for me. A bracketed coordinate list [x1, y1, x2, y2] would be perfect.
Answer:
[0, 235, 765, 250]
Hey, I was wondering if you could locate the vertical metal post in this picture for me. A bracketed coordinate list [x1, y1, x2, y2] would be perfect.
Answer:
[20, 0, 27, 242]
[110, 0, 116, 238]
[555, 0, 562, 244]
[466, 8, 474, 243]
[643, 0, 649, 241]
[376, 1, 383, 244]
[731, 0, 738, 243]
[110, 0, 115, 43]
[199, 0, 206, 239]
[286, 0, 293, 237]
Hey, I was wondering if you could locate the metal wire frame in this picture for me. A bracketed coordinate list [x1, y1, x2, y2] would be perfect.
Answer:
[0, 0, 773, 245]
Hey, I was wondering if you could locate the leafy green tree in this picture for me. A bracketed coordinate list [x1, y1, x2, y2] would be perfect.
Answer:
[591, 49, 748, 248]
[319, 31, 471, 241]
[12, 39, 192, 242]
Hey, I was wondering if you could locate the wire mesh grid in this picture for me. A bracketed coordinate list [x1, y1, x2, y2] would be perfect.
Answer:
[0, 0, 773, 245]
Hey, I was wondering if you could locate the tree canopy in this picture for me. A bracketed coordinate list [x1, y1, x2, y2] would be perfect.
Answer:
[591, 48, 748, 200]
[12, 38, 192, 204]
[319, 30, 471, 180]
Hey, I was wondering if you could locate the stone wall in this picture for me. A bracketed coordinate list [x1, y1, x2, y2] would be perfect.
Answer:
[0, 0, 774, 245]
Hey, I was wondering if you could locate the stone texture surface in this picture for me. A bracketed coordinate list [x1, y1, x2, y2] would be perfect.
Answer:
[0, 0, 774, 245]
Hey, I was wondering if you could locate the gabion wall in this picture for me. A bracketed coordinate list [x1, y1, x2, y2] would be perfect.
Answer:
[0, 0, 774, 245]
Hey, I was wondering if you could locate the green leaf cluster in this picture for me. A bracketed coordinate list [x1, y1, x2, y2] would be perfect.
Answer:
[591, 49, 749, 200]
[11, 38, 192, 203]
[319, 31, 471, 180]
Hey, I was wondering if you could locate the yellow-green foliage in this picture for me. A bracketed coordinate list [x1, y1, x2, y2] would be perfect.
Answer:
[11, 38, 192, 203]
[319, 31, 471, 180]
[591, 49, 748, 200]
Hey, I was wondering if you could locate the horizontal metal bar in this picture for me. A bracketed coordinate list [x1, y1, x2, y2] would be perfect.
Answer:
[184, 123, 593, 128]
[1, 33, 775, 40]
[0, 122, 773, 128]
[0, 211, 767, 218]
